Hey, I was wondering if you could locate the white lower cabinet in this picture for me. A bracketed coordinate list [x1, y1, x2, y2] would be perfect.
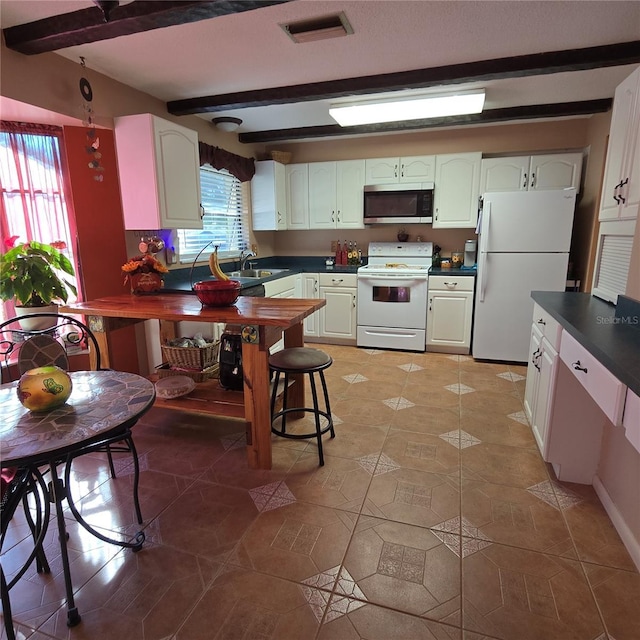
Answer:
[301, 273, 320, 337]
[524, 324, 559, 457]
[523, 304, 562, 458]
[426, 275, 474, 354]
[318, 273, 357, 343]
[264, 274, 299, 352]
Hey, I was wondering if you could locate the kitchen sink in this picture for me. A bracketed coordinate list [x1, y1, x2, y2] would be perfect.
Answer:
[229, 268, 289, 279]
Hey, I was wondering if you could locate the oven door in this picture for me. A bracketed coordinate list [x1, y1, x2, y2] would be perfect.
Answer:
[357, 273, 428, 330]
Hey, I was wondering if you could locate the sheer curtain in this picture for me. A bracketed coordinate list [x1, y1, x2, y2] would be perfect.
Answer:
[0, 121, 79, 320]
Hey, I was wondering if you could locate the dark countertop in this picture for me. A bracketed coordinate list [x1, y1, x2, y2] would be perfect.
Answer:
[531, 291, 640, 397]
[162, 257, 360, 294]
[429, 266, 477, 276]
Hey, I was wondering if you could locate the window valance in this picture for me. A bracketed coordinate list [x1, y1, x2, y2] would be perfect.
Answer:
[198, 142, 255, 183]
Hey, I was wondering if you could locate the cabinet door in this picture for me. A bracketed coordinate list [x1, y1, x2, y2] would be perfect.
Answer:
[600, 69, 640, 221]
[302, 273, 320, 337]
[529, 153, 583, 192]
[399, 155, 436, 183]
[153, 118, 202, 229]
[433, 153, 482, 228]
[336, 160, 365, 228]
[251, 160, 287, 230]
[286, 163, 309, 229]
[426, 290, 473, 351]
[365, 157, 399, 184]
[531, 342, 557, 458]
[309, 162, 337, 228]
[523, 324, 542, 424]
[480, 156, 529, 194]
[320, 286, 357, 340]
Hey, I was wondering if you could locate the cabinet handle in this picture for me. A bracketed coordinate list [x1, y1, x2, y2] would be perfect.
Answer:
[337, 210, 341, 222]
[530, 172, 536, 188]
[619, 177, 629, 204]
[572, 360, 588, 373]
[400, 164, 404, 178]
[331, 211, 335, 223]
[332, 279, 343, 284]
[537, 318, 546, 325]
[353, 295, 356, 308]
[435, 208, 438, 221]
[523, 173, 528, 189]
[429, 297, 432, 311]
[199, 203, 205, 219]
[394, 164, 398, 178]
[444, 282, 457, 287]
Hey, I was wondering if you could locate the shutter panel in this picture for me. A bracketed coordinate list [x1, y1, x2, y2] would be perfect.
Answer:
[592, 233, 634, 304]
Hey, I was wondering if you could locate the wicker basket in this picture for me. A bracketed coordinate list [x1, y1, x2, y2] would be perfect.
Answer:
[270, 150, 292, 164]
[161, 341, 219, 370]
[157, 363, 219, 383]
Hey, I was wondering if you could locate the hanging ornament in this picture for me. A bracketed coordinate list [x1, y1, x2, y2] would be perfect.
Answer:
[79, 57, 104, 182]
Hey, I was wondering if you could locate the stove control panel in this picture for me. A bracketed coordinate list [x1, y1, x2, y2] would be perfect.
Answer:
[367, 242, 433, 259]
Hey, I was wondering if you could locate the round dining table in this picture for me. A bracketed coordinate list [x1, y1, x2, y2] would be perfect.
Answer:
[0, 370, 156, 628]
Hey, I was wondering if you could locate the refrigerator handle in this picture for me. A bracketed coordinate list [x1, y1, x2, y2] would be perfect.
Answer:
[478, 203, 490, 303]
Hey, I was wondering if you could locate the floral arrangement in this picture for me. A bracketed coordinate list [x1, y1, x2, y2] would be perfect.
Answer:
[121, 254, 168, 289]
[0, 236, 77, 306]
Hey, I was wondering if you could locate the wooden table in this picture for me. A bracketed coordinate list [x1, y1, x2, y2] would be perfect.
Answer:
[61, 294, 326, 470]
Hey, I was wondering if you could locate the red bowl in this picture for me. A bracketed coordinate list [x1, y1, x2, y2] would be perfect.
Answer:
[193, 280, 241, 306]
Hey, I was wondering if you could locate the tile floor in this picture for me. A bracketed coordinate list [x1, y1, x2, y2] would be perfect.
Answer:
[2, 345, 639, 640]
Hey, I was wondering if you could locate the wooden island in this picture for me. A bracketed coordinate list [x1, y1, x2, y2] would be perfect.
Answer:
[61, 294, 326, 470]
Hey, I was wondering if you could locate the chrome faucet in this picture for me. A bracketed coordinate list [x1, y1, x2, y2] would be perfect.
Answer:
[240, 249, 257, 270]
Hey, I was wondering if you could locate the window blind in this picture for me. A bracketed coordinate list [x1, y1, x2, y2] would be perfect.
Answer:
[592, 233, 634, 304]
[177, 165, 248, 263]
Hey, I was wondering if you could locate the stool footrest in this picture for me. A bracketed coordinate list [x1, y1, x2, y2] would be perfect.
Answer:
[271, 408, 334, 440]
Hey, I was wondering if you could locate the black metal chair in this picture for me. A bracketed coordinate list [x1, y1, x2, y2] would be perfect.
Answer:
[269, 346, 335, 466]
[1, 466, 50, 640]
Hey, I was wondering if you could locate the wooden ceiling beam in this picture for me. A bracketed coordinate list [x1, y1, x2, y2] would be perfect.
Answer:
[237, 99, 613, 144]
[168, 41, 640, 115]
[3, 0, 291, 55]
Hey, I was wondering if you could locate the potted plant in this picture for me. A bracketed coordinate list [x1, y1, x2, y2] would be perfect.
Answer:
[121, 253, 168, 294]
[0, 236, 77, 330]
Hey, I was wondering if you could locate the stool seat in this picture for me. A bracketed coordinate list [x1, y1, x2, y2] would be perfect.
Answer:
[269, 347, 335, 466]
[269, 347, 332, 372]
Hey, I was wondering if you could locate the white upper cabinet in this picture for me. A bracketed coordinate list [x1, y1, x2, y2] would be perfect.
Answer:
[308, 162, 337, 229]
[480, 153, 583, 194]
[114, 113, 202, 230]
[599, 66, 640, 222]
[308, 160, 365, 229]
[251, 160, 287, 230]
[433, 152, 482, 228]
[336, 160, 366, 229]
[285, 163, 309, 229]
[365, 155, 435, 184]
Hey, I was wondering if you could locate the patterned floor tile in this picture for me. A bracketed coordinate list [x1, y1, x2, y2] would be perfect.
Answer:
[445, 383, 476, 395]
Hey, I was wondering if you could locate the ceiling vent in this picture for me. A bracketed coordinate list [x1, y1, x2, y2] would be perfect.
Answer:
[280, 12, 354, 44]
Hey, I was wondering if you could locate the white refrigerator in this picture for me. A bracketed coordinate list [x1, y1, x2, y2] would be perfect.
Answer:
[472, 189, 576, 362]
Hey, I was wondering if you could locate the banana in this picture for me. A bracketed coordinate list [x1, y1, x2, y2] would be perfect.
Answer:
[209, 245, 230, 281]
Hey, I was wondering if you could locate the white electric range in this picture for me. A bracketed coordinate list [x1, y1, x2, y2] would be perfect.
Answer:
[357, 242, 433, 351]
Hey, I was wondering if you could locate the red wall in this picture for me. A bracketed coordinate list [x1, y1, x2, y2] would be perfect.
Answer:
[62, 126, 140, 373]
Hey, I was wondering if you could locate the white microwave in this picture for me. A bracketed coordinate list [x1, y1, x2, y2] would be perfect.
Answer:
[363, 183, 434, 224]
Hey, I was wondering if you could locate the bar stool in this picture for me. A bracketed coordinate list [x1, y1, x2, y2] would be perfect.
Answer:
[269, 347, 335, 466]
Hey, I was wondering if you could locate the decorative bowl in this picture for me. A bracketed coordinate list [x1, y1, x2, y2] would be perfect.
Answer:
[193, 279, 241, 306]
[17, 365, 72, 412]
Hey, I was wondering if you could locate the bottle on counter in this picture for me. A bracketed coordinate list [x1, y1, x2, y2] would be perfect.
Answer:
[335, 241, 342, 265]
[341, 240, 348, 266]
[432, 244, 442, 268]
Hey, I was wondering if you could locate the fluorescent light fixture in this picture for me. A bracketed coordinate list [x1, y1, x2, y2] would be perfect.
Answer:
[329, 90, 486, 127]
